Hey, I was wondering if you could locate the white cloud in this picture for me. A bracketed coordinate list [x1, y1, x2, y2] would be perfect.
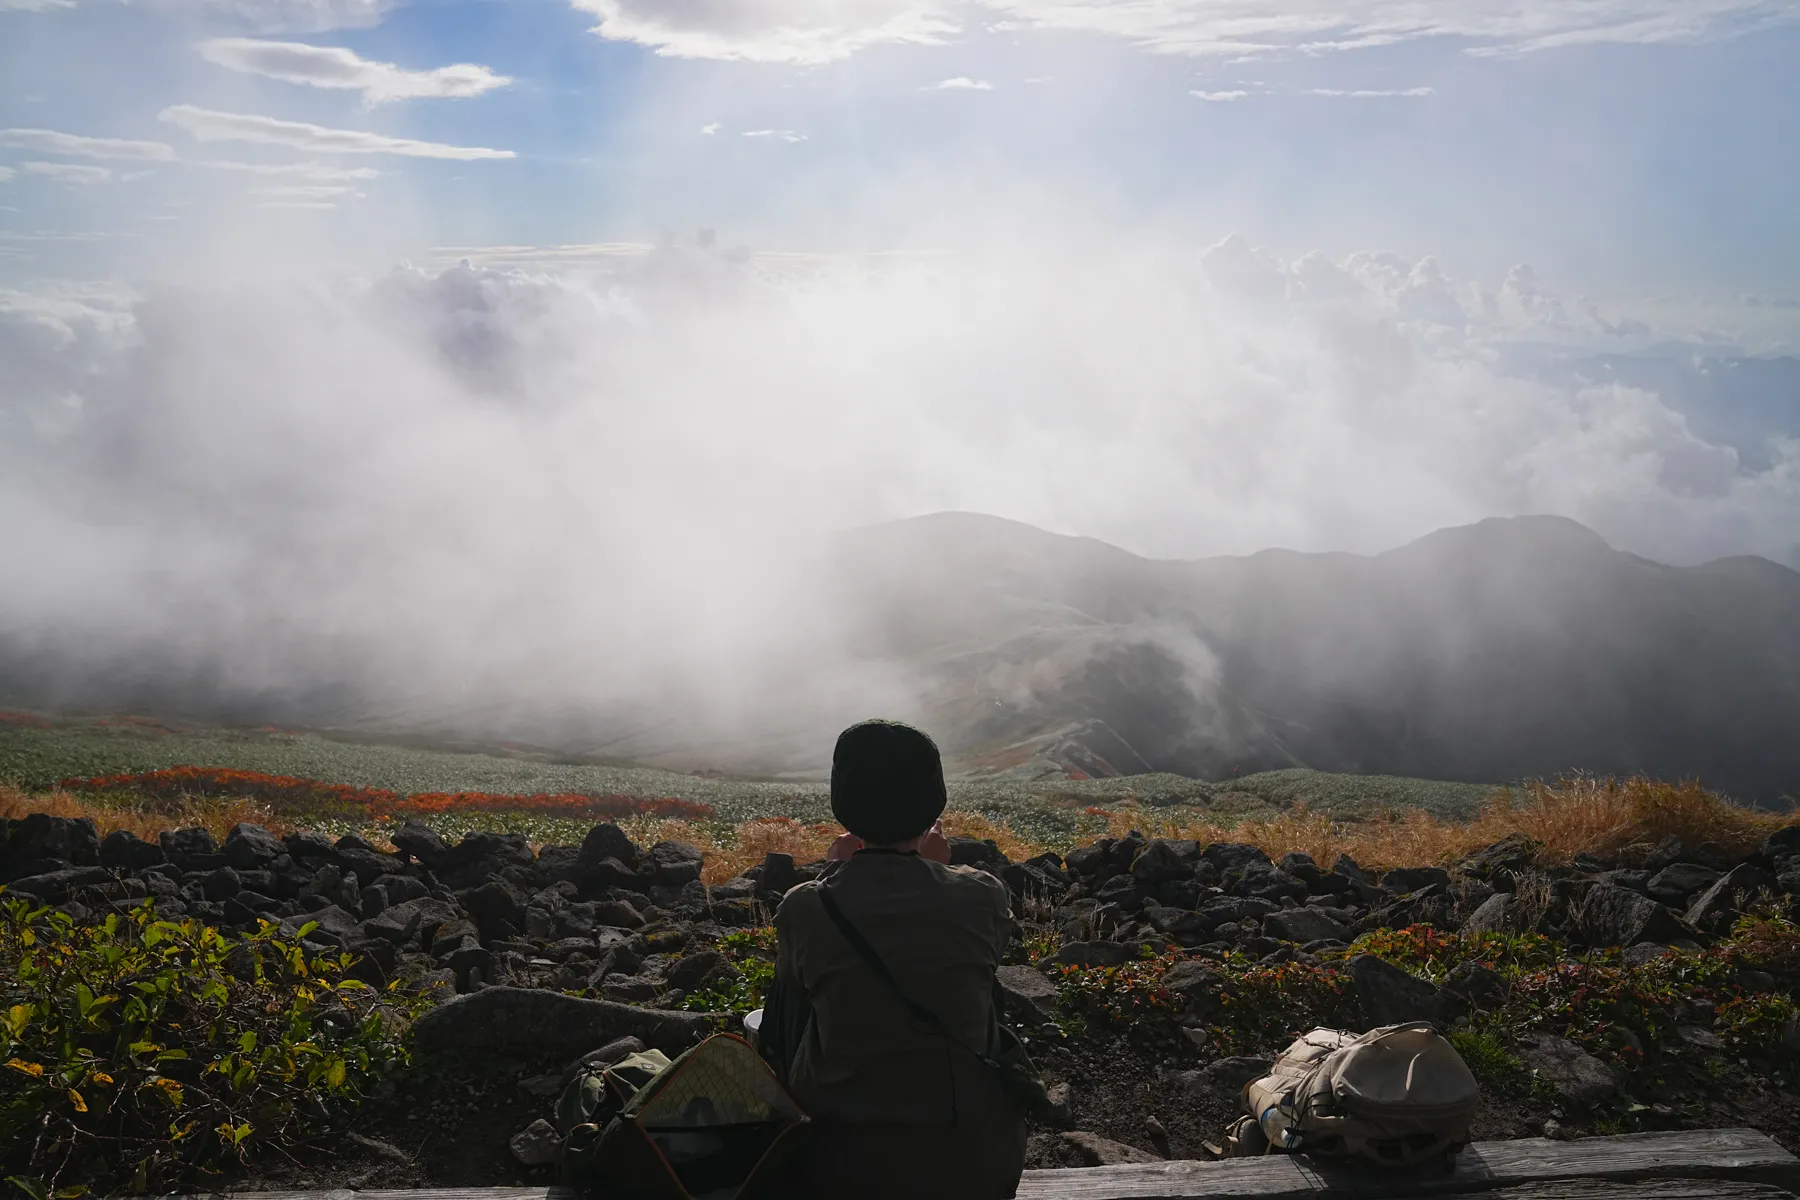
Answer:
[259, 200, 337, 209]
[198, 38, 511, 103]
[158, 105, 516, 159]
[982, 0, 1800, 57]
[249, 183, 355, 198]
[0, 129, 176, 161]
[570, 0, 957, 64]
[3, 0, 391, 29]
[929, 76, 992, 89]
[1191, 89, 1249, 101]
[742, 129, 806, 143]
[198, 159, 380, 181]
[700, 122, 721, 135]
[0, 167, 14, 183]
[1304, 86, 1433, 96]
[22, 162, 114, 183]
[140, 0, 391, 32]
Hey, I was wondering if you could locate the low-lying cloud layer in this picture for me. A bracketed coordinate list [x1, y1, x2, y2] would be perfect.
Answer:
[1, 235, 1796, 734]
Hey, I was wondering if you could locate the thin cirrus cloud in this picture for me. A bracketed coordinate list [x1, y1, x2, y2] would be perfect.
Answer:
[158, 105, 515, 160]
[742, 129, 806, 142]
[0, 129, 176, 161]
[198, 38, 512, 104]
[929, 76, 992, 89]
[23, 162, 114, 183]
[0, 0, 393, 29]
[197, 159, 380, 181]
[571, 0, 1800, 61]
[1191, 89, 1249, 101]
[1304, 86, 1434, 96]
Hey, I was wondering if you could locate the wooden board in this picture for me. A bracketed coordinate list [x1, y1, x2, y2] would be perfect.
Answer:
[1014, 1128, 1800, 1200]
[172, 1128, 1800, 1200]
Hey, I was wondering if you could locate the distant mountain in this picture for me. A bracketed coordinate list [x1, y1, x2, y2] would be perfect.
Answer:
[5, 511, 1797, 802]
[829, 513, 1800, 802]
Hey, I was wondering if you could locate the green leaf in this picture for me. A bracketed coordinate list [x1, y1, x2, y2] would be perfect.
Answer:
[6, 1175, 49, 1200]
[237, 1030, 256, 1053]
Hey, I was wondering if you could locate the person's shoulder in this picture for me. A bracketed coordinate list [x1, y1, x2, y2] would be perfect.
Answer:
[930, 861, 1010, 900]
[772, 878, 824, 925]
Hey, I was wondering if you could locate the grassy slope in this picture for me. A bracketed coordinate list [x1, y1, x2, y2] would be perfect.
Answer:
[0, 717, 1499, 845]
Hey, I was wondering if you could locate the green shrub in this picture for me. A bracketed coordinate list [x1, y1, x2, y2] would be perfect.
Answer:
[1447, 1028, 1530, 1093]
[679, 927, 777, 1018]
[0, 898, 429, 1197]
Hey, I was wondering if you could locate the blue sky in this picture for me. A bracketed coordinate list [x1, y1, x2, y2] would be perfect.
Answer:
[1, 0, 1797, 320]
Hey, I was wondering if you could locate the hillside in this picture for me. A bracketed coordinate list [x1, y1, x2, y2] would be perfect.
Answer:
[831, 513, 1800, 802]
[4, 513, 1797, 801]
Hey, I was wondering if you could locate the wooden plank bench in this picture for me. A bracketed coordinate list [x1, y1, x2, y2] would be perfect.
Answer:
[181, 1128, 1800, 1200]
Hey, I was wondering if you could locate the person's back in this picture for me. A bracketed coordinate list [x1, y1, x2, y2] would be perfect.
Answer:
[771, 720, 1027, 1199]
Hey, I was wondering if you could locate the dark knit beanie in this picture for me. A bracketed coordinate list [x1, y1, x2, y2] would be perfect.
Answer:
[830, 720, 948, 845]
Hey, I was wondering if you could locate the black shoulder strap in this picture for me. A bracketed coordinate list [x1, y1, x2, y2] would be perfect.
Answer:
[817, 886, 963, 1043]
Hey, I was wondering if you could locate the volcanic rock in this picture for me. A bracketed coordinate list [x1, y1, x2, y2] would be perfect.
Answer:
[1264, 906, 1350, 944]
[1350, 954, 1468, 1027]
[1687, 863, 1776, 930]
[99, 829, 164, 870]
[411, 986, 712, 1057]
[1062, 1131, 1160, 1166]
[1518, 1034, 1616, 1107]
[1646, 863, 1722, 905]
[997, 964, 1059, 1023]
[1579, 883, 1690, 947]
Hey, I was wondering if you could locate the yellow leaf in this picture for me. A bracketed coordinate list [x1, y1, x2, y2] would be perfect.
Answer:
[5, 1059, 45, 1078]
[68, 1089, 87, 1113]
[325, 1059, 346, 1088]
[90, 1072, 114, 1087]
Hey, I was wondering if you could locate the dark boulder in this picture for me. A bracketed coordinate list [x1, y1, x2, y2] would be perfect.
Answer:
[337, 846, 402, 886]
[1646, 863, 1722, 906]
[1762, 826, 1800, 862]
[1350, 954, 1468, 1027]
[7, 865, 111, 902]
[439, 832, 535, 888]
[1130, 840, 1197, 885]
[1460, 892, 1518, 935]
[949, 837, 1007, 868]
[1202, 842, 1271, 874]
[460, 878, 528, 941]
[410, 986, 713, 1058]
[666, 950, 738, 991]
[284, 830, 338, 862]
[99, 829, 165, 870]
[389, 822, 447, 868]
[535, 844, 581, 885]
[1234, 864, 1307, 902]
[1160, 960, 1223, 1005]
[158, 827, 219, 870]
[579, 823, 640, 870]
[759, 852, 798, 897]
[3, 814, 100, 877]
[1456, 833, 1540, 881]
[1687, 863, 1776, 930]
[1063, 840, 1113, 880]
[646, 841, 705, 887]
[1443, 961, 1509, 1010]
[1381, 866, 1451, 894]
[1265, 906, 1350, 944]
[280, 904, 362, 948]
[201, 866, 242, 901]
[222, 823, 284, 869]
[1579, 882, 1690, 948]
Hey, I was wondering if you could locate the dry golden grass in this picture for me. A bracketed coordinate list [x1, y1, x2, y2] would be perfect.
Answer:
[6, 774, 1793, 883]
[1, 784, 293, 846]
[1084, 775, 1800, 870]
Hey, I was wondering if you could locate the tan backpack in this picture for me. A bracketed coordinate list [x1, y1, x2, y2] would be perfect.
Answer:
[1234, 1023, 1479, 1165]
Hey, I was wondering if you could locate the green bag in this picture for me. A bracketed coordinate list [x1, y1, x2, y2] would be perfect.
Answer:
[560, 1033, 810, 1199]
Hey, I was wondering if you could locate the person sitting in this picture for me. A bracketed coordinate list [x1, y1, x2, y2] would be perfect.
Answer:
[770, 719, 1026, 1200]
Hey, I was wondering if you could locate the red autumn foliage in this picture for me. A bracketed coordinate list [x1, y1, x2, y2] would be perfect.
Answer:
[56, 766, 714, 822]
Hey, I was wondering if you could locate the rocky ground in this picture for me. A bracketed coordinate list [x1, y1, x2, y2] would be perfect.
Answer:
[7, 810, 1800, 1188]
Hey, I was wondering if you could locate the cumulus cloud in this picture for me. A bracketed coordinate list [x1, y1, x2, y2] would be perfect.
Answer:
[1191, 89, 1249, 101]
[198, 38, 512, 103]
[570, 0, 958, 64]
[700, 123, 721, 135]
[22, 161, 114, 183]
[158, 105, 516, 159]
[1, 236, 1795, 746]
[930, 77, 992, 89]
[0, 129, 176, 161]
